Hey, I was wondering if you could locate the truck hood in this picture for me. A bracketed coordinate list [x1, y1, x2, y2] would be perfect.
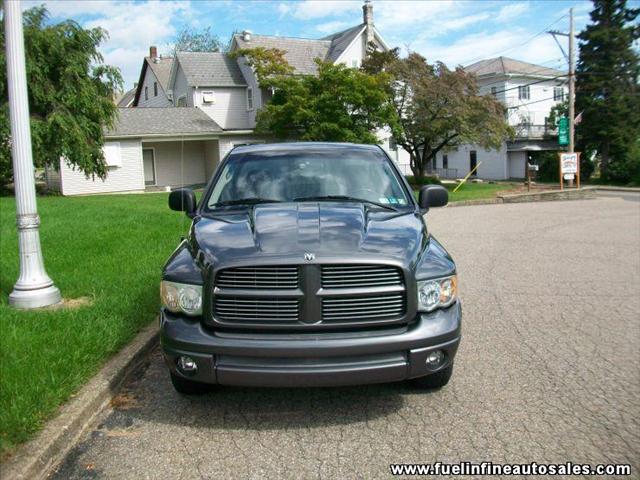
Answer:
[192, 203, 425, 267]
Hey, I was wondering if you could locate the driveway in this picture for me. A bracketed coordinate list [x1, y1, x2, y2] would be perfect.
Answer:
[53, 196, 640, 479]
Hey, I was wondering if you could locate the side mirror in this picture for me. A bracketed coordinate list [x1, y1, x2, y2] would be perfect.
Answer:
[418, 185, 448, 211]
[169, 188, 197, 216]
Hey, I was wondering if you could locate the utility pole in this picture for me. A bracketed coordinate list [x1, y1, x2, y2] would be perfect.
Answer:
[568, 7, 575, 156]
[548, 8, 577, 188]
[5, 0, 61, 309]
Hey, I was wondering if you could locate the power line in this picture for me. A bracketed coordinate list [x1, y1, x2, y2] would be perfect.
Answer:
[460, 12, 569, 67]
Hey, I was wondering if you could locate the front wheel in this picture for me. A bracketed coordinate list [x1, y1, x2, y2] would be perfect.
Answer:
[410, 363, 453, 390]
[170, 372, 212, 395]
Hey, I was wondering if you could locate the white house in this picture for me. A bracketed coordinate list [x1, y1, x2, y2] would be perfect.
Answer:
[389, 56, 567, 180]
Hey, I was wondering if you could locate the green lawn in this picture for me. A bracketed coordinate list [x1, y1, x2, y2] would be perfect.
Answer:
[0, 193, 186, 457]
[413, 181, 518, 203]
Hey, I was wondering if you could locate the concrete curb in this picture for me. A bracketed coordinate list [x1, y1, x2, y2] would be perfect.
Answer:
[0, 323, 159, 480]
[583, 186, 640, 193]
[497, 188, 597, 203]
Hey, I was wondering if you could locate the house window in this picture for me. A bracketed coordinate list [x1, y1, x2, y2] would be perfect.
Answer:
[491, 86, 497, 96]
[442, 154, 448, 170]
[351, 59, 359, 68]
[389, 137, 397, 151]
[154, 82, 158, 97]
[201, 91, 215, 104]
[553, 86, 564, 101]
[518, 85, 530, 100]
[144, 86, 148, 101]
[176, 96, 187, 107]
[246, 87, 254, 110]
[103, 142, 121, 167]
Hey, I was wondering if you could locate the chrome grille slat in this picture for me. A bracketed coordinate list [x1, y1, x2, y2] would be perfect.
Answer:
[213, 295, 299, 323]
[321, 265, 402, 289]
[217, 266, 299, 289]
[321, 292, 405, 323]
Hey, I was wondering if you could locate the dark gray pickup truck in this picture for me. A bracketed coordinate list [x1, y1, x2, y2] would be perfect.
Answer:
[160, 142, 461, 394]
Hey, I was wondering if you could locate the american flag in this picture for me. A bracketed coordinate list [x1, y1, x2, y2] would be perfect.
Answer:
[575, 111, 583, 124]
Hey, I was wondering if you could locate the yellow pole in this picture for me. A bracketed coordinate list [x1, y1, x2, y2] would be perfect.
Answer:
[452, 161, 483, 193]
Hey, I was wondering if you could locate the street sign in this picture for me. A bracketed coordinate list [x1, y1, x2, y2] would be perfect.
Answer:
[560, 153, 578, 174]
[558, 117, 569, 146]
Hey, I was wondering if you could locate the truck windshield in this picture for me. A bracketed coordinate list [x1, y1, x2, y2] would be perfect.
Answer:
[206, 148, 411, 210]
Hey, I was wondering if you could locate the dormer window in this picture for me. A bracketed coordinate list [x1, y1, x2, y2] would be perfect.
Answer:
[202, 91, 215, 104]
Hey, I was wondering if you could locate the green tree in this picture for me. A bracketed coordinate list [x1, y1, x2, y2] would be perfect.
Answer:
[576, 0, 639, 183]
[362, 48, 513, 180]
[171, 26, 222, 54]
[0, 6, 122, 189]
[235, 48, 396, 144]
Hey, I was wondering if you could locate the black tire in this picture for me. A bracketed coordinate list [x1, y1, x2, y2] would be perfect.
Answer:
[410, 363, 453, 390]
[170, 372, 212, 395]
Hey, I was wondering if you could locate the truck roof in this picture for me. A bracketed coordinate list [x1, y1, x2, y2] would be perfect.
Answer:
[230, 142, 382, 155]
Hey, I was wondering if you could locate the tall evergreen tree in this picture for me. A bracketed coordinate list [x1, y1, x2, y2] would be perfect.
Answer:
[576, 0, 639, 183]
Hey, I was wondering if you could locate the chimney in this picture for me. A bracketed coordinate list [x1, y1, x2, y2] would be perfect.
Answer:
[149, 46, 157, 59]
[362, 1, 374, 44]
[242, 30, 252, 42]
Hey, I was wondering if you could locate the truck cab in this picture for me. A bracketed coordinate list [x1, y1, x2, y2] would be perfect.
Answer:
[160, 142, 461, 394]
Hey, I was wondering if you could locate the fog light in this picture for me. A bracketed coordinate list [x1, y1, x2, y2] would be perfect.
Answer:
[177, 355, 198, 375]
[425, 350, 445, 369]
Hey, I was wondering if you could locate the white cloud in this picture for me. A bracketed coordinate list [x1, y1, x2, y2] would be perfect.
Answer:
[283, 1, 360, 20]
[413, 28, 565, 69]
[495, 2, 529, 23]
[315, 20, 351, 35]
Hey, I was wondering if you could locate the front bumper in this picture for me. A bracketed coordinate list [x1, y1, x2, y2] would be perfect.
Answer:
[160, 301, 461, 387]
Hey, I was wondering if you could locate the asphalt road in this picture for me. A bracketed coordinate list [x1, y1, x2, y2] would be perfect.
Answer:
[53, 196, 640, 479]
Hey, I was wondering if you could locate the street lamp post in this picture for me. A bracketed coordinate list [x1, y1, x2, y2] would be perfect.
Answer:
[5, 0, 61, 309]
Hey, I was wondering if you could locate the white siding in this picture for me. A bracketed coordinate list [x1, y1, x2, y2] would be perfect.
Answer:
[194, 87, 251, 130]
[218, 136, 266, 160]
[204, 140, 220, 180]
[137, 65, 172, 107]
[144, 141, 207, 187]
[236, 57, 260, 128]
[336, 30, 385, 69]
[507, 151, 527, 179]
[60, 140, 145, 195]
[434, 144, 508, 180]
[44, 164, 61, 192]
[172, 64, 193, 107]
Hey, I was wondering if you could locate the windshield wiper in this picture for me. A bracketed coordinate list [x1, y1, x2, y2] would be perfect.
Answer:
[213, 198, 283, 208]
[293, 195, 398, 211]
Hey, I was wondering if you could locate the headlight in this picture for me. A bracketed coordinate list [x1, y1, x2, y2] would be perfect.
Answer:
[161, 281, 202, 316]
[417, 275, 457, 312]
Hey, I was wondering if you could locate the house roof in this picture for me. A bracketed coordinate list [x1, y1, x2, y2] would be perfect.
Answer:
[465, 56, 566, 78]
[116, 87, 136, 107]
[175, 52, 247, 87]
[146, 56, 174, 90]
[322, 24, 365, 62]
[133, 56, 174, 106]
[232, 33, 332, 75]
[106, 107, 222, 138]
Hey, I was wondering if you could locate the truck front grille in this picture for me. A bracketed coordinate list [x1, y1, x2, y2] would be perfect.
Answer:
[216, 266, 299, 289]
[212, 263, 407, 330]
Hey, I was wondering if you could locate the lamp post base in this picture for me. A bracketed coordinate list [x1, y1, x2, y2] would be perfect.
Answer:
[9, 284, 62, 309]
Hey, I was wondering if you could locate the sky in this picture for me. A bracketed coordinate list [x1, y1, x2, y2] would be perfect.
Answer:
[23, 0, 598, 90]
